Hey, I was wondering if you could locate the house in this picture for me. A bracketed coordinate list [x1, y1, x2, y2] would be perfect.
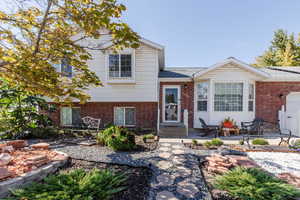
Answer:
[49, 37, 300, 137]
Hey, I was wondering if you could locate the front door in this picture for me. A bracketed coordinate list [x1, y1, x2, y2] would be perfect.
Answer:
[286, 92, 300, 137]
[163, 86, 181, 123]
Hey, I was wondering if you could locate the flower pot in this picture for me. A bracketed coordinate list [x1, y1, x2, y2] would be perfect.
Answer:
[223, 122, 233, 128]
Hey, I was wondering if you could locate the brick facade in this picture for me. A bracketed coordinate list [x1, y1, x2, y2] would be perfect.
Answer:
[159, 82, 194, 127]
[256, 81, 300, 123]
[49, 102, 158, 129]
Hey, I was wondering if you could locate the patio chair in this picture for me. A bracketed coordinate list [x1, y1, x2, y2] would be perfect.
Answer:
[199, 118, 220, 138]
[263, 120, 292, 146]
[82, 116, 101, 131]
[240, 118, 264, 135]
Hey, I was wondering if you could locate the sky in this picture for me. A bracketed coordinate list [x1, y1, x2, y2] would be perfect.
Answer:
[120, 0, 300, 67]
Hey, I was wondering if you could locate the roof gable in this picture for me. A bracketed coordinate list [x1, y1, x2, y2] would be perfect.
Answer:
[193, 57, 270, 79]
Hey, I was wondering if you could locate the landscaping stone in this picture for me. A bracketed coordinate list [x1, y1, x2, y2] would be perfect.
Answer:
[0, 153, 12, 166]
[177, 180, 198, 198]
[6, 140, 28, 149]
[156, 191, 178, 200]
[30, 143, 50, 150]
[157, 161, 173, 170]
[0, 168, 11, 180]
[1, 146, 14, 153]
[156, 173, 174, 185]
[160, 143, 171, 147]
[158, 152, 171, 159]
[159, 147, 170, 151]
[172, 149, 184, 155]
[218, 146, 247, 156]
[277, 173, 300, 188]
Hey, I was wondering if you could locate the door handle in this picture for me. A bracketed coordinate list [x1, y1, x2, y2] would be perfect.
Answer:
[287, 116, 292, 118]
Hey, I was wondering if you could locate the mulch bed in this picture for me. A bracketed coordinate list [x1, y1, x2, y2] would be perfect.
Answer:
[62, 159, 153, 200]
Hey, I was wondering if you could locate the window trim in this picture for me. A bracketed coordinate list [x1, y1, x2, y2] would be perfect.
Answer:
[106, 49, 136, 84]
[60, 106, 80, 126]
[197, 82, 209, 112]
[114, 107, 136, 127]
[213, 82, 244, 112]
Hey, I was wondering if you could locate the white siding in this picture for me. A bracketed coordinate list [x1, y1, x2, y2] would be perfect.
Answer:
[86, 43, 159, 102]
[194, 63, 259, 128]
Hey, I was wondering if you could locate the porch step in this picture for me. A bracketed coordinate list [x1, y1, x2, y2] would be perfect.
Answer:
[159, 123, 187, 138]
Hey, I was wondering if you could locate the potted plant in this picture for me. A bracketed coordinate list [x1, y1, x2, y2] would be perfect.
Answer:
[222, 117, 235, 128]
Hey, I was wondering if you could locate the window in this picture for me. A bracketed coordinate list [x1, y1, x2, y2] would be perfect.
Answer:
[197, 82, 208, 111]
[61, 59, 72, 78]
[114, 107, 136, 126]
[214, 83, 243, 111]
[109, 54, 132, 78]
[60, 107, 81, 126]
[248, 84, 254, 111]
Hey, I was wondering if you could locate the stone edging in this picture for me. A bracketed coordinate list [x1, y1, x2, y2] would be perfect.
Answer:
[0, 151, 69, 198]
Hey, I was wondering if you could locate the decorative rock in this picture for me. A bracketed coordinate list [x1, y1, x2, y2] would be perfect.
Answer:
[172, 149, 184, 155]
[156, 173, 174, 185]
[52, 154, 68, 161]
[154, 136, 159, 141]
[218, 146, 247, 156]
[159, 152, 171, 159]
[277, 173, 300, 188]
[0, 145, 14, 153]
[172, 145, 183, 149]
[30, 143, 50, 150]
[0, 168, 11, 180]
[157, 161, 173, 170]
[160, 143, 171, 147]
[0, 153, 12, 166]
[25, 155, 49, 167]
[177, 180, 198, 198]
[156, 191, 178, 200]
[159, 147, 170, 151]
[173, 156, 186, 165]
[175, 166, 192, 177]
[6, 140, 28, 149]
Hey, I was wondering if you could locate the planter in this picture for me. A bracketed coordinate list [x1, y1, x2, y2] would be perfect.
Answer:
[144, 138, 155, 143]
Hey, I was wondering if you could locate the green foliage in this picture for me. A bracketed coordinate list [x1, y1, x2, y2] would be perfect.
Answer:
[204, 138, 224, 148]
[142, 133, 155, 142]
[0, 81, 56, 139]
[96, 125, 136, 151]
[255, 29, 300, 67]
[214, 167, 300, 200]
[290, 139, 300, 149]
[239, 140, 245, 145]
[192, 139, 198, 145]
[252, 138, 269, 145]
[0, 0, 139, 103]
[7, 168, 127, 200]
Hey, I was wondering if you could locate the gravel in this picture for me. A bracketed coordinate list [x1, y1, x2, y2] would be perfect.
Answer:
[247, 152, 300, 176]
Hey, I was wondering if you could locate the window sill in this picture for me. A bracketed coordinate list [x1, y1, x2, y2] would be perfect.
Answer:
[107, 79, 136, 84]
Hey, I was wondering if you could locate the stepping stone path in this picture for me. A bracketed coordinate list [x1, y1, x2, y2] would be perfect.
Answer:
[149, 143, 210, 200]
[51, 140, 211, 200]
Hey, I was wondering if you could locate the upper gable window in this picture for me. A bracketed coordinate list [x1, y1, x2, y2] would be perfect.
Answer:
[109, 54, 132, 78]
[61, 59, 73, 78]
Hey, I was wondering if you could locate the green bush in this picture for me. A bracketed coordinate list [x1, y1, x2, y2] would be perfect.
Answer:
[7, 169, 126, 200]
[211, 138, 224, 146]
[142, 133, 155, 142]
[204, 138, 224, 148]
[214, 167, 300, 200]
[290, 139, 300, 149]
[192, 139, 198, 145]
[96, 125, 136, 151]
[252, 138, 269, 145]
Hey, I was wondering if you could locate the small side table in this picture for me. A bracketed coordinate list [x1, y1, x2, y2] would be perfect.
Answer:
[222, 127, 240, 136]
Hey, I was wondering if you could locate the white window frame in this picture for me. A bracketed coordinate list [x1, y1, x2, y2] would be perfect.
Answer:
[106, 49, 135, 83]
[197, 82, 209, 112]
[52, 60, 73, 78]
[60, 106, 80, 126]
[114, 107, 136, 127]
[213, 82, 244, 112]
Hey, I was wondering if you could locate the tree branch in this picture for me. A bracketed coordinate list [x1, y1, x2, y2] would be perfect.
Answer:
[33, 0, 53, 55]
